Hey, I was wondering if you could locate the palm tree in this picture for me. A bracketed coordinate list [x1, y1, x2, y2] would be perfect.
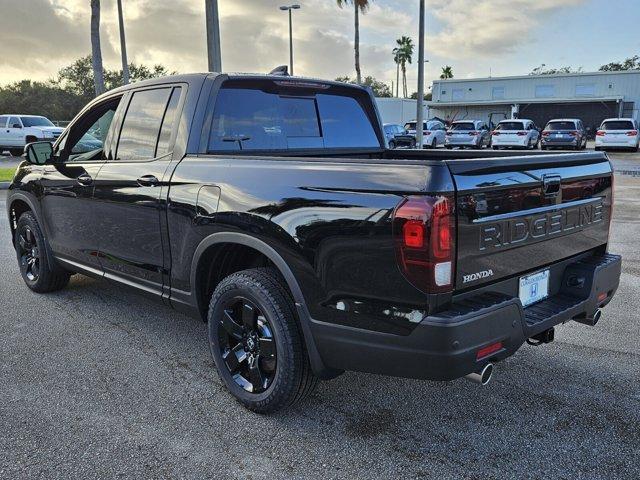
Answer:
[392, 48, 401, 97]
[337, 0, 372, 85]
[440, 65, 454, 80]
[90, 0, 105, 96]
[394, 36, 413, 98]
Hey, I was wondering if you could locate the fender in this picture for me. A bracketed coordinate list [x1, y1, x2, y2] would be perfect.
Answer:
[6, 190, 59, 273]
[190, 231, 341, 379]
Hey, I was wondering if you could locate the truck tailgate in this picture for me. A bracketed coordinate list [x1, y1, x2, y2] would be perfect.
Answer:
[447, 153, 613, 291]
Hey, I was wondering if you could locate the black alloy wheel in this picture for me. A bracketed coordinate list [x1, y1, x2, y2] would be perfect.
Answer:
[17, 225, 40, 282]
[208, 268, 318, 412]
[14, 211, 70, 292]
[218, 297, 277, 393]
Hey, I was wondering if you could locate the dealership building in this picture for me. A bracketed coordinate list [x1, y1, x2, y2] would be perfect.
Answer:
[427, 70, 640, 132]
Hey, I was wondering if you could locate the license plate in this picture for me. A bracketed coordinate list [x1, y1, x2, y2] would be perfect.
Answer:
[555, 134, 562, 138]
[519, 270, 550, 307]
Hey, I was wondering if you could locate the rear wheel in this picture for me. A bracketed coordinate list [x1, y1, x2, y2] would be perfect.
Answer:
[14, 212, 70, 293]
[388, 140, 396, 149]
[207, 268, 318, 413]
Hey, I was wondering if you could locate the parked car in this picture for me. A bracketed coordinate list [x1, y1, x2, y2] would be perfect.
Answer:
[491, 119, 540, 150]
[595, 118, 640, 152]
[0, 115, 64, 156]
[383, 123, 416, 149]
[404, 119, 447, 149]
[541, 119, 587, 150]
[444, 120, 491, 149]
[7, 73, 620, 412]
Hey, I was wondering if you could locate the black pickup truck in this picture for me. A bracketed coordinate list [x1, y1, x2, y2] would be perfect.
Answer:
[7, 73, 621, 412]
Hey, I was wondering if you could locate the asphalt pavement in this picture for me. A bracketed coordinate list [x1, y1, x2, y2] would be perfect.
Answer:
[1, 156, 639, 479]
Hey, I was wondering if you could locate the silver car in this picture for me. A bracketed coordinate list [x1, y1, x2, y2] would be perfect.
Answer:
[445, 120, 491, 149]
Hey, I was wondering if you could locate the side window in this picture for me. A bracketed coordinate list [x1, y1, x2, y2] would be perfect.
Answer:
[116, 88, 172, 160]
[155, 87, 182, 157]
[64, 97, 123, 161]
[8, 116, 21, 128]
[0, 115, 8, 128]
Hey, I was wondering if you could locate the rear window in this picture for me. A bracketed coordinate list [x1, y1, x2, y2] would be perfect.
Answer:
[601, 120, 635, 130]
[451, 122, 475, 131]
[546, 121, 577, 131]
[208, 86, 379, 151]
[496, 122, 525, 131]
[117, 88, 172, 160]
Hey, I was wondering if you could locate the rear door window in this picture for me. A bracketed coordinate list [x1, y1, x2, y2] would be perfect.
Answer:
[208, 86, 379, 151]
[116, 88, 172, 160]
[602, 120, 635, 130]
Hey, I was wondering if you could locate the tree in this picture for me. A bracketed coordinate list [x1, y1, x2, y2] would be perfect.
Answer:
[411, 91, 432, 101]
[393, 36, 414, 98]
[599, 55, 640, 72]
[90, 0, 105, 96]
[337, 0, 372, 85]
[530, 64, 583, 75]
[392, 49, 400, 97]
[0, 56, 175, 121]
[440, 65, 454, 80]
[335, 75, 392, 97]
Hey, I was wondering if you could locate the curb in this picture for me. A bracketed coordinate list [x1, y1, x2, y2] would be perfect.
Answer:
[0, 182, 9, 190]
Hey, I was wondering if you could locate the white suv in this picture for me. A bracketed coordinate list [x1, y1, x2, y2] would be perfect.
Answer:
[595, 118, 640, 152]
[491, 119, 540, 150]
[0, 115, 64, 156]
[404, 119, 447, 149]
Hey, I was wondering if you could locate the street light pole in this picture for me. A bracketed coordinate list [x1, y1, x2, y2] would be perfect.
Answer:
[279, 4, 301, 75]
[205, 0, 222, 72]
[116, 0, 130, 84]
[416, 0, 426, 148]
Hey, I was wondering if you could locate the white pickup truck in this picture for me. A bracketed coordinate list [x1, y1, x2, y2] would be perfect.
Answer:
[0, 115, 64, 156]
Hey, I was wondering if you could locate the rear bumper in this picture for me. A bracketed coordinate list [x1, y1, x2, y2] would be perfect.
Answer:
[595, 138, 637, 148]
[445, 137, 479, 146]
[310, 253, 621, 381]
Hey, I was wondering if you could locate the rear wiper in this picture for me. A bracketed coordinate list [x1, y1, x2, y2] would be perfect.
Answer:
[222, 135, 251, 150]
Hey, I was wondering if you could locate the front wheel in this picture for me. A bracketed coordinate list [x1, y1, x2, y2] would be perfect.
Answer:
[15, 212, 70, 292]
[9, 148, 23, 157]
[388, 141, 396, 149]
[207, 268, 318, 413]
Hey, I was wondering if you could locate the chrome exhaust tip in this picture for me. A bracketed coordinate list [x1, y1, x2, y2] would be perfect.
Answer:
[465, 363, 494, 386]
[575, 308, 602, 327]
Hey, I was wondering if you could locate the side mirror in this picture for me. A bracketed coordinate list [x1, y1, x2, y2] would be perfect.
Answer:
[12, 123, 22, 129]
[25, 141, 53, 165]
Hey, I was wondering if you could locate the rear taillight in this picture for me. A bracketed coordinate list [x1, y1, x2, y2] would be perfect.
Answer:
[596, 130, 606, 136]
[569, 131, 578, 136]
[626, 130, 638, 136]
[393, 195, 455, 293]
[469, 131, 479, 136]
[492, 131, 500, 136]
[517, 131, 527, 136]
[424, 130, 431, 135]
[542, 131, 551, 137]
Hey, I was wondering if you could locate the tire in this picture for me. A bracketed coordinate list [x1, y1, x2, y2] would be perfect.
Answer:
[445, 145, 452, 150]
[14, 212, 70, 293]
[207, 268, 318, 413]
[388, 141, 396, 149]
[9, 148, 23, 157]
[431, 138, 437, 149]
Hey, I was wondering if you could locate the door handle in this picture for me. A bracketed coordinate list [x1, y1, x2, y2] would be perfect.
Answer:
[77, 173, 93, 186]
[137, 175, 159, 187]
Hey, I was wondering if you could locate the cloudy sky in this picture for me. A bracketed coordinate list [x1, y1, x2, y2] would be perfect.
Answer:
[1, 0, 639, 90]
